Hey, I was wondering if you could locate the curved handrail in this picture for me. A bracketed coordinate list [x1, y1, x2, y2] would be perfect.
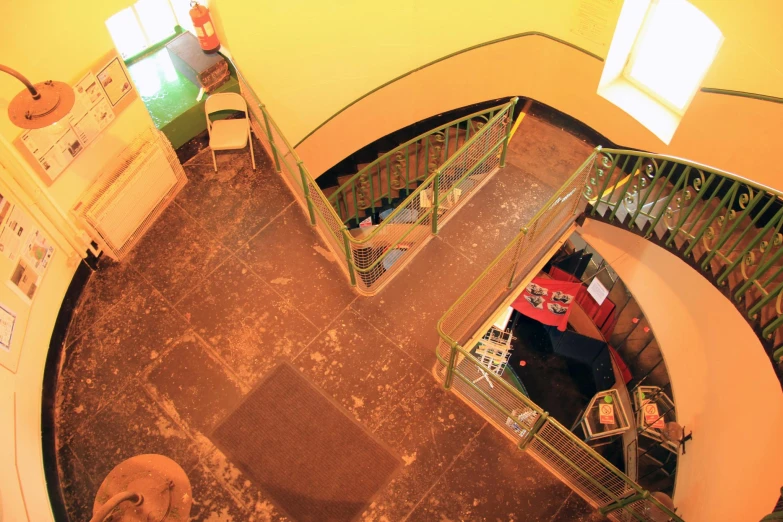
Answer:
[327, 101, 507, 204]
[599, 148, 783, 198]
[589, 148, 783, 347]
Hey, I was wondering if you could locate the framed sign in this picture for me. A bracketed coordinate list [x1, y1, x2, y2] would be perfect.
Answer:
[0, 303, 16, 352]
[98, 57, 133, 106]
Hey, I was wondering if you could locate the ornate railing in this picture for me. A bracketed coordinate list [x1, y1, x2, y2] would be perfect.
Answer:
[236, 65, 516, 294]
[587, 148, 783, 359]
[327, 104, 505, 225]
[434, 150, 684, 522]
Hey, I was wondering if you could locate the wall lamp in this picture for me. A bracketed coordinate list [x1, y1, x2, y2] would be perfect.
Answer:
[0, 64, 75, 129]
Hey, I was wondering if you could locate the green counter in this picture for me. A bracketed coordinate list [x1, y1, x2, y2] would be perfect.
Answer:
[128, 47, 240, 150]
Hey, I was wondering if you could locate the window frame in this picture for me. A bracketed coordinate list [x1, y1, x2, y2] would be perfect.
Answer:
[107, 0, 185, 63]
[621, 0, 722, 116]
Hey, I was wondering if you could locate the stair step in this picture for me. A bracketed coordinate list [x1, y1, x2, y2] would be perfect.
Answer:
[321, 186, 348, 221]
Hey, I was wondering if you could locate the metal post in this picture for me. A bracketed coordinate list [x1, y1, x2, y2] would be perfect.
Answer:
[432, 172, 440, 234]
[599, 491, 649, 515]
[342, 227, 357, 287]
[298, 162, 316, 226]
[499, 98, 518, 168]
[259, 105, 281, 173]
[443, 341, 459, 389]
[507, 229, 528, 289]
[518, 411, 548, 450]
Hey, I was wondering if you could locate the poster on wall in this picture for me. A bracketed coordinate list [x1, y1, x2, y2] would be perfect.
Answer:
[21, 230, 55, 274]
[570, 0, 621, 47]
[0, 207, 55, 304]
[0, 303, 16, 352]
[71, 72, 116, 143]
[97, 57, 132, 106]
[18, 68, 120, 181]
[0, 204, 34, 262]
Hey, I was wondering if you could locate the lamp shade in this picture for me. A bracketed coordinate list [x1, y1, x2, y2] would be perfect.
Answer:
[7, 79, 75, 129]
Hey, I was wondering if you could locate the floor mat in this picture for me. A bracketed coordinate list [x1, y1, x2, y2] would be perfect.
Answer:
[210, 362, 400, 522]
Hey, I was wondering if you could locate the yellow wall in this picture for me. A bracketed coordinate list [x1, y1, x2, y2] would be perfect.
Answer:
[210, 0, 783, 189]
[291, 35, 783, 192]
[0, 160, 79, 522]
[579, 220, 783, 522]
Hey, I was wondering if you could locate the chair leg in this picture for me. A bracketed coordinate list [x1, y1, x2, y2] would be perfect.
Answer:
[211, 149, 217, 172]
[249, 131, 256, 170]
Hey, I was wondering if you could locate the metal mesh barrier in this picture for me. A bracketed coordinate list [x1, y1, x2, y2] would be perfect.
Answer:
[434, 149, 684, 522]
[239, 69, 515, 295]
[529, 420, 632, 506]
[348, 104, 513, 294]
[238, 74, 350, 281]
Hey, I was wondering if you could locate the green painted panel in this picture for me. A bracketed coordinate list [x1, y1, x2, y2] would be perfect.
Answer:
[128, 47, 240, 150]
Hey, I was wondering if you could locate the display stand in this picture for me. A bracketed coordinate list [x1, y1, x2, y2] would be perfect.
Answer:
[632, 385, 678, 454]
[572, 389, 630, 444]
[472, 326, 515, 388]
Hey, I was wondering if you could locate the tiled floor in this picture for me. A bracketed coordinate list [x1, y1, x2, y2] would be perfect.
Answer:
[54, 114, 602, 521]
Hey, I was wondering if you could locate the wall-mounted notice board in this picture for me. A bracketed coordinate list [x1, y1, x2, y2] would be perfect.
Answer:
[13, 51, 138, 186]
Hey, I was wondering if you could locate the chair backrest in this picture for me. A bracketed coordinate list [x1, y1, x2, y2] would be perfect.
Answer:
[205, 92, 248, 117]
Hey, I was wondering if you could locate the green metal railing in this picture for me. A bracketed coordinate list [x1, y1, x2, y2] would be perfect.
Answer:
[345, 100, 515, 291]
[587, 148, 783, 346]
[434, 150, 684, 522]
[236, 64, 516, 294]
[327, 104, 504, 225]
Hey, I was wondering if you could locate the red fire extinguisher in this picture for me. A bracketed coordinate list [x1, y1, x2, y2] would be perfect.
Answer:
[189, 1, 220, 53]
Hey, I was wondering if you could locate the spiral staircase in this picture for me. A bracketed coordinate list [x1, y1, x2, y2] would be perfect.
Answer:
[586, 149, 783, 380]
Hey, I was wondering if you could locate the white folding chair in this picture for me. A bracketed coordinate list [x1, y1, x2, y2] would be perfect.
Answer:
[204, 92, 255, 172]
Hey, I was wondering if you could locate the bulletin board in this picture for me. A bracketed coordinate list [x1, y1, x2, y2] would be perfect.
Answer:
[0, 185, 55, 373]
[12, 51, 138, 186]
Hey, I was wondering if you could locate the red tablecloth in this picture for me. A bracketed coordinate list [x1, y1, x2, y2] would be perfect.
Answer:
[549, 267, 617, 333]
[511, 277, 582, 331]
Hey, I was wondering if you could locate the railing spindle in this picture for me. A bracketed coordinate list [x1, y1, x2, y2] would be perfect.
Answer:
[710, 194, 777, 268]
[629, 160, 667, 227]
[717, 206, 783, 286]
[591, 153, 623, 215]
[385, 156, 392, 203]
[700, 190, 766, 270]
[683, 181, 738, 258]
[665, 171, 716, 246]
[259, 104, 281, 173]
[351, 184, 359, 225]
[645, 171, 687, 240]
[432, 172, 440, 234]
[341, 227, 357, 287]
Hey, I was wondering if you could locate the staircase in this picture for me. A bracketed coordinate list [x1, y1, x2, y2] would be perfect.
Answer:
[317, 109, 497, 227]
[587, 149, 783, 379]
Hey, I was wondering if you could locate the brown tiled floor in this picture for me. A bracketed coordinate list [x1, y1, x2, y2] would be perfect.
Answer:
[54, 116, 604, 521]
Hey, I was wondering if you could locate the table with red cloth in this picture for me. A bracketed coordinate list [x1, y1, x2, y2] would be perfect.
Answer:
[511, 277, 582, 331]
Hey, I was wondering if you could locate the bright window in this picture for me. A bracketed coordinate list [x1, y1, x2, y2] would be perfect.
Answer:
[106, 0, 188, 60]
[624, 0, 723, 113]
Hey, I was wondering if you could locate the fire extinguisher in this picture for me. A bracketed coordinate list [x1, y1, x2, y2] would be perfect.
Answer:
[189, 1, 220, 53]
